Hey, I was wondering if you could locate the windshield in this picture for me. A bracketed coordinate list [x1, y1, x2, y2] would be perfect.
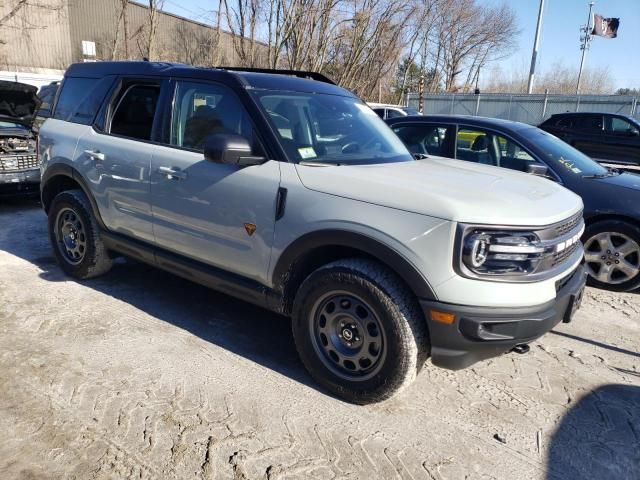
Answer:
[0, 120, 27, 130]
[524, 128, 609, 177]
[252, 91, 413, 165]
[403, 107, 421, 116]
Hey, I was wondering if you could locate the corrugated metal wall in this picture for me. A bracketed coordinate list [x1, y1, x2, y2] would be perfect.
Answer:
[68, 0, 243, 65]
[0, 0, 248, 73]
[0, 0, 73, 72]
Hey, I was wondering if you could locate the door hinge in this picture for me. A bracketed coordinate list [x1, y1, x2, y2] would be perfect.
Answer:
[275, 187, 287, 221]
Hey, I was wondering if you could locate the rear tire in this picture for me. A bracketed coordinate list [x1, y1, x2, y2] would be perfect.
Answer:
[583, 220, 640, 292]
[292, 258, 429, 404]
[48, 189, 112, 279]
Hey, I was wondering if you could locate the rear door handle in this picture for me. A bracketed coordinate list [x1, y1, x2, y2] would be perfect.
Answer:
[84, 149, 105, 161]
[157, 166, 187, 180]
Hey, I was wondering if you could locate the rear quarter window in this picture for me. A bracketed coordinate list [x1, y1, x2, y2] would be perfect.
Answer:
[53, 76, 114, 125]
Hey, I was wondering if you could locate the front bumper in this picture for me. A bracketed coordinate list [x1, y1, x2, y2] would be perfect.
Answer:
[420, 264, 587, 370]
[0, 168, 40, 195]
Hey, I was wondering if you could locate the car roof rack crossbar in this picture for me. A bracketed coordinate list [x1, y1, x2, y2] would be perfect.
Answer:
[216, 66, 336, 85]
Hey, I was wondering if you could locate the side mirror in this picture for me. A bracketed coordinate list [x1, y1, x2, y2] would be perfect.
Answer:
[628, 128, 640, 137]
[526, 163, 550, 177]
[203, 134, 266, 167]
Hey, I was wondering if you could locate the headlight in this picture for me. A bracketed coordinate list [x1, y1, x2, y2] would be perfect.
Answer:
[462, 230, 544, 276]
[457, 216, 585, 282]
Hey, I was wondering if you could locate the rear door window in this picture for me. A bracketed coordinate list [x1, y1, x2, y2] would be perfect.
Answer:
[53, 77, 114, 125]
[392, 124, 452, 156]
[579, 115, 604, 132]
[556, 116, 575, 128]
[109, 84, 160, 141]
[456, 128, 494, 165]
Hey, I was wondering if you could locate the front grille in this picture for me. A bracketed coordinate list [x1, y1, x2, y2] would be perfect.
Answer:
[0, 154, 39, 172]
[554, 211, 582, 238]
[552, 241, 580, 267]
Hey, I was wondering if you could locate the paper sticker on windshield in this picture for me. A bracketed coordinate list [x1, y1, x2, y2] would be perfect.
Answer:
[558, 156, 582, 174]
[298, 147, 317, 159]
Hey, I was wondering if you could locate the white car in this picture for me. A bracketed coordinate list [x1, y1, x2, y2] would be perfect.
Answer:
[368, 102, 421, 119]
[39, 62, 586, 404]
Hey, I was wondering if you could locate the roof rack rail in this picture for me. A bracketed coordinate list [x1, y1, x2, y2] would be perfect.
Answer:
[217, 66, 336, 85]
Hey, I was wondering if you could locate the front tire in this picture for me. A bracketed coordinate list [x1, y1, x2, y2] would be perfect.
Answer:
[583, 220, 640, 292]
[292, 258, 429, 404]
[48, 189, 112, 279]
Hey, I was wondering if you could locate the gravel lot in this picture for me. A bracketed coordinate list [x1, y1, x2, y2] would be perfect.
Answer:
[1, 198, 639, 480]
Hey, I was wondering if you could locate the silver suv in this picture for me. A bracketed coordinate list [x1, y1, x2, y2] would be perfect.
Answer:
[40, 62, 586, 403]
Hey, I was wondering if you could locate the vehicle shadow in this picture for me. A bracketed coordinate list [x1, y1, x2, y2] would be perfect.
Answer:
[549, 331, 640, 359]
[546, 384, 640, 480]
[0, 203, 322, 395]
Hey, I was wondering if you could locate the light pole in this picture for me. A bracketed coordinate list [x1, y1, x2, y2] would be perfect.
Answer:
[527, 0, 545, 94]
[576, 2, 595, 95]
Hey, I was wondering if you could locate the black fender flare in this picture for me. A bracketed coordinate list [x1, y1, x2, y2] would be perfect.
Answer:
[40, 163, 107, 230]
[272, 229, 437, 302]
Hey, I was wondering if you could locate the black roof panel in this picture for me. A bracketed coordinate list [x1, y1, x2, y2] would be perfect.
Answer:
[64, 61, 353, 97]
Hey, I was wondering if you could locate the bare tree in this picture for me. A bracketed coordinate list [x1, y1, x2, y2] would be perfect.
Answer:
[111, 0, 130, 60]
[222, 0, 262, 66]
[484, 62, 615, 94]
[426, 0, 518, 92]
[132, 0, 165, 60]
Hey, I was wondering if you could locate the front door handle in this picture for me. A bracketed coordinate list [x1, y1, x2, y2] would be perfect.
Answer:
[84, 149, 105, 161]
[157, 166, 187, 180]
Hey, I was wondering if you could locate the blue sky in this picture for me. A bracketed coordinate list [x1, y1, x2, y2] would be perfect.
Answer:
[160, 0, 640, 90]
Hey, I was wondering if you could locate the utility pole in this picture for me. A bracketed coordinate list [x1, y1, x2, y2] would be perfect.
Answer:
[576, 1, 595, 95]
[527, 0, 545, 94]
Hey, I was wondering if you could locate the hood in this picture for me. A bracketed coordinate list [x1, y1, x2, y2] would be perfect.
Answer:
[295, 157, 583, 226]
[0, 80, 41, 127]
[592, 171, 640, 191]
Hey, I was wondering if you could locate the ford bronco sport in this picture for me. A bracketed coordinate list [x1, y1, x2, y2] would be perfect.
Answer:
[40, 62, 586, 404]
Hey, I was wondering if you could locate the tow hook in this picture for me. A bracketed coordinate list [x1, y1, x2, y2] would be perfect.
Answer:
[511, 344, 530, 354]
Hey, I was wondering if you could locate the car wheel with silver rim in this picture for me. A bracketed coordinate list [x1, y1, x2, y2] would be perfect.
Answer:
[583, 220, 640, 292]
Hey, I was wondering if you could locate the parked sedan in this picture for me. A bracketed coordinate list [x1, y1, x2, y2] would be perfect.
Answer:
[539, 112, 640, 171]
[387, 114, 640, 292]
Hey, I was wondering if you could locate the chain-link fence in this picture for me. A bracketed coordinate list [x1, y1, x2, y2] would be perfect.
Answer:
[405, 92, 640, 125]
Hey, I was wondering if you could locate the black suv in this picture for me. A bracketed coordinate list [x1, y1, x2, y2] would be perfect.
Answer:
[539, 113, 640, 170]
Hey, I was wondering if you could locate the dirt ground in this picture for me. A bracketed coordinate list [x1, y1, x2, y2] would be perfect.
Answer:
[0, 198, 638, 480]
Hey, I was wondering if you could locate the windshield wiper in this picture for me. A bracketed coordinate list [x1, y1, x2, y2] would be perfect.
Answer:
[582, 167, 621, 179]
[299, 159, 342, 166]
[413, 153, 429, 160]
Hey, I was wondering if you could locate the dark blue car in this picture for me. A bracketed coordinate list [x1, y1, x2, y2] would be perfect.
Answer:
[387, 114, 640, 292]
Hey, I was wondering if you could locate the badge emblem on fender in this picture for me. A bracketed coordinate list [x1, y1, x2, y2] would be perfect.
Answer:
[244, 223, 257, 236]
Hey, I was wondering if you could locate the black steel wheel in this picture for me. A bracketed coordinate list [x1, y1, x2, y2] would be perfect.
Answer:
[48, 189, 112, 279]
[54, 207, 88, 265]
[292, 258, 429, 404]
[310, 291, 386, 381]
